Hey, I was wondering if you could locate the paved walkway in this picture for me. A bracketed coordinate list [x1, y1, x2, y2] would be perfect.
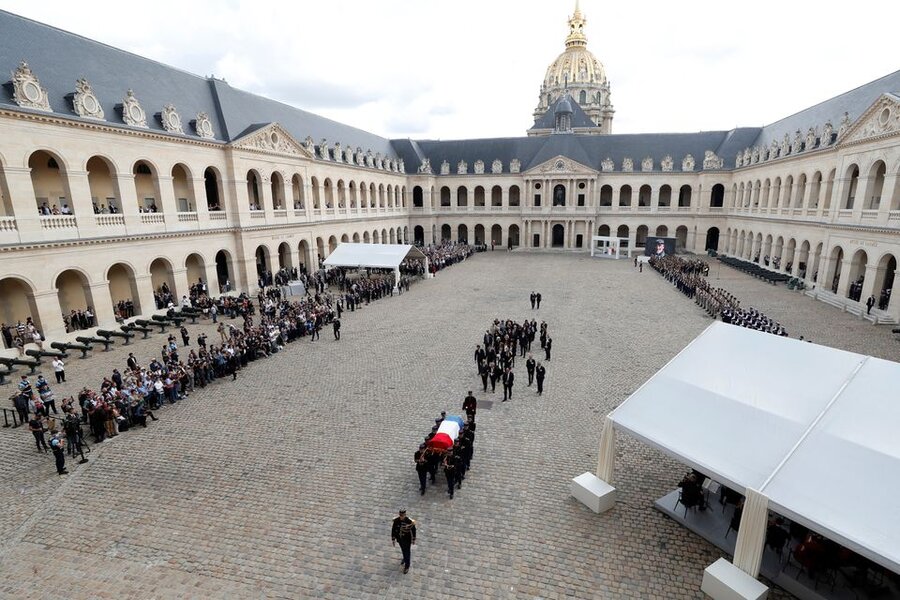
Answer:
[1, 252, 896, 599]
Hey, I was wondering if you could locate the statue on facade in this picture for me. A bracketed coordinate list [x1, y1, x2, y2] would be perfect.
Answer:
[822, 121, 834, 146]
[491, 159, 503, 174]
[474, 160, 485, 174]
[441, 160, 450, 175]
[838, 112, 852, 138]
[806, 127, 817, 151]
[418, 158, 432, 174]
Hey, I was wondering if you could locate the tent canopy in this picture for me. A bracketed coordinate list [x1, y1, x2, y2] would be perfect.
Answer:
[610, 322, 900, 574]
[322, 243, 425, 270]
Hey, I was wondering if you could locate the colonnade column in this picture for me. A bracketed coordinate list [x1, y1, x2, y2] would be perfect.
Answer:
[32, 290, 67, 339]
[835, 259, 853, 297]
[87, 282, 116, 328]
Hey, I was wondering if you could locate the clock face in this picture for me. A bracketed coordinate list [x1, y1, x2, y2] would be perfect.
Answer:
[556, 160, 565, 170]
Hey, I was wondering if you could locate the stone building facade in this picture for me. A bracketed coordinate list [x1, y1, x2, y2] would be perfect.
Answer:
[0, 7, 898, 340]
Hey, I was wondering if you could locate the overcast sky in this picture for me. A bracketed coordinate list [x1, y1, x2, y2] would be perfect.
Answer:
[4, 0, 899, 140]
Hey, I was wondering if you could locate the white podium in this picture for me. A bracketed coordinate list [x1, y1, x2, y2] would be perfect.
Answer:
[701, 559, 768, 600]
[570, 472, 616, 513]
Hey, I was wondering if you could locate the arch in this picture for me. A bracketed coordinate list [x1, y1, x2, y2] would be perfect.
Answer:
[269, 171, 284, 209]
[598, 224, 610, 237]
[616, 225, 629, 247]
[255, 245, 271, 277]
[874, 253, 896, 309]
[761, 179, 771, 208]
[0, 276, 41, 333]
[783, 175, 794, 209]
[297, 241, 310, 270]
[329, 235, 338, 253]
[678, 184, 692, 207]
[703, 227, 719, 252]
[403, 226, 409, 244]
[440, 186, 451, 207]
[172, 163, 196, 212]
[311, 176, 321, 209]
[341, 233, 350, 244]
[491, 224, 502, 245]
[772, 177, 782, 208]
[828, 246, 844, 292]
[377, 183, 385, 208]
[763, 234, 774, 263]
[457, 224, 468, 243]
[600, 185, 613, 206]
[381, 229, 388, 244]
[205, 167, 224, 211]
[359, 180, 368, 208]
[508, 185, 521, 207]
[414, 225, 424, 245]
[413, 185, 423, 208]
[386, 184, 393, 208]
[247, 169, 263, 210]
[553, 184, 566, 207]
[277, 242, 293, 269]
[352, 232, 360, 243]
[783, 238, 797, 272]
[658, 184, 672, 207]
[107, 262, 142, 317]
[86, 155, 120, 214]
[389, 229, 396, 244]
[579, 89, 587, 104]
[638, 185, 651, 207]
[846, 249, 868, 301]
[474, 186, 485, 207]
[655, 225, 668, 237]
[363, 231, 371, 244]
[794, 173, 807, 208]
[844, 164, 859, 209]
[185, 252, 208, 287]
[474, 224, 485, 245]
[324, 178, 334, 208]
[148, 258, 176, 301]
[551, 224, 565, 247]
[867, 160, 886, 209]
[797, 241, 811, 278]
[369, 183, 377, 208]
[337, 179, 347, 209]
[508, 224, 520, 247]
[317, 237, 327, 262]
[676, 225, 689, 251]
[457, 185, 468, 207]
[808, 172, 822, 209]
[636, 225, 649, 247]
[29, 150, 73, 215]
[710, 183, 725, 208]
[823, 169, 836, 209]
[292, 174, 305, 209]
[215, 250, 234, 291]
[441, 224, 452, 242]
[619, 185, 632, 206]
[491, 185, 502, 207]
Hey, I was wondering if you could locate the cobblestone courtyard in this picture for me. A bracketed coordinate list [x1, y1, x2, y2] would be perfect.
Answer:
[1, 252, 897, 599]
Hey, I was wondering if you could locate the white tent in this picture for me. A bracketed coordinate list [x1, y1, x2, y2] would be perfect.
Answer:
[322, 243, 428, 288]
[597, 322, 900, 580]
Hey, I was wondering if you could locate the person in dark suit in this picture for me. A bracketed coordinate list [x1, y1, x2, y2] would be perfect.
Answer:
[525, 354, 536, 386]
[535, 292, 542, 309]
[544, 337, 552, 361]
[535, 362, 546, 395]
[479, 360, 489, 392]
[474, 344, 485, 370]
[463, 391, 477, 422]
[530, 291, 536, 309]
[502, 367, 514, 401]
[489, 362, 501, 393]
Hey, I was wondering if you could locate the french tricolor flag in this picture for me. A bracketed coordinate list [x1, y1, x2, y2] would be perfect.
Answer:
[428, 415, 465, 450]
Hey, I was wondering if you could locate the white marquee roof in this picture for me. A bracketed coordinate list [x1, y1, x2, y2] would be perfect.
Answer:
[610, 322, 900, 573]
[322, 243, 425, 270]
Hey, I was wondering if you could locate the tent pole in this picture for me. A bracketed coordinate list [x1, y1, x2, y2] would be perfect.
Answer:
[394, 268, 400, 291]
[732, 488, 768, 577]
[596, 415, 616, 482]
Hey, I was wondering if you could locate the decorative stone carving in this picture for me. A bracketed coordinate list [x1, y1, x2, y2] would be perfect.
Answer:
[441, 160, 450, 175]
[304, 136, 315, 154]
[600, 157, 615, 172]
[791, 129, 803, 154]
[491, 159, 503, 174]
[753, 147, 761, 164]
[821, 121, 833, 146]
[641, 157, 653, 172]
[319, 139, 330, 160]
[356, 147, 365, 166]
[159, 104, 184, 134]
[761, 146, 769, 162]
[509, 159, 521, 173]
[735, 152, 743, 168]
[345, 146, 354, 164]
[682, 154, 695, 172]
[10, 62, 51, 112]
[333, 142, 343, 163]
[474, 160, 485, 174]
[234, 125, 307, 156]
[193, 112, 214, 138]
[661, 155, 673, 172]
[770, 140, 779, 159]
[398, 159, 405, 173]
[621, 157, 633, 172]
[844, 96, 900, 144]
[120, 89, 147, 128]
[70, 78, 104, 120]
[374, 153, 382, 169]
[457, 160, 468, 175]
[418, 158, 432, 174]
[806, 127, 817, 151]
[702, 150, 723, 170]
[838, 112, 851, 138]
[743, 148, 751, 165]
[780, 133, 790, 156]
[365, 150, 374, 168]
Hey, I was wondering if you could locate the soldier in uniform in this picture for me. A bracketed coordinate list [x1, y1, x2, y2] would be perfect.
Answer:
[414, 444, 429, 495]
[443, 451, 457, 499]
[462, 391, 477, 422]
[391, 509, 417, 574]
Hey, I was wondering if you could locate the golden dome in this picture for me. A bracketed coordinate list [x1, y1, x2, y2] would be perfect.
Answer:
[542, 1, 607, 88]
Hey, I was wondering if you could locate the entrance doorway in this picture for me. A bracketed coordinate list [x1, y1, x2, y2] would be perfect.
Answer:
[552, 224, 565, 247]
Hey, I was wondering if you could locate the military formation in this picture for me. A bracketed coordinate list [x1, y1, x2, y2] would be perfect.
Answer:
[413, 411, 476, 500]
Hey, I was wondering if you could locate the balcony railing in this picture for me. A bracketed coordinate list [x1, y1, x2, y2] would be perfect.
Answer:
[860, 210, 878, 221]
[888, 210, 900, 222]
[140, 213, 164, 225]
[177, 212, 199, 223]
[249, 211, 265, 220]
[0, 216, 18, 231]
[209, 212, 227, 221]
[272, 209, 287, 218]
[837, 209, 853, 220]
[96, 214, 125, 227]
[41, 215, 77, 229]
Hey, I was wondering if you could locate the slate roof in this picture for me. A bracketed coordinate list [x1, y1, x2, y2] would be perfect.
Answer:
[530, 94, 598, 130]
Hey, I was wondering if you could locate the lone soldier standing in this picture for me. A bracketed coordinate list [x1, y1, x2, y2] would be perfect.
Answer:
[530, 291, 536, 309]
[463, 391, 477, 422]
[391, 509, 417, 574]
[536, 362, 546, 396]
[525, 354, 536, 386]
